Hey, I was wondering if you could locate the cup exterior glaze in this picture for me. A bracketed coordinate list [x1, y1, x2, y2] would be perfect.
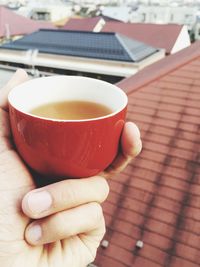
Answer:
[8, 76, 127, 179]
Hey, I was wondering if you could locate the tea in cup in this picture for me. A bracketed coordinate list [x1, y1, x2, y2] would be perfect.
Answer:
[8, 76, 127, 180]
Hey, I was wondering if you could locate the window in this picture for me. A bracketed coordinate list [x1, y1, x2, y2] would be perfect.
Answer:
[185, 14, 193, 23]
[141, 13, 146, 22]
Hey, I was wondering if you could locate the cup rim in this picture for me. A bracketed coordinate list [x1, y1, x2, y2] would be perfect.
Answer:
[8, 75, 128, 122]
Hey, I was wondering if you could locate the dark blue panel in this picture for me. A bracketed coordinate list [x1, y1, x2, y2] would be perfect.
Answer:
[1, 30, 158, 62]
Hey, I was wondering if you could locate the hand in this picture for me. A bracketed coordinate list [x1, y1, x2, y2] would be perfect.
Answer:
[0, 70, 142, 267]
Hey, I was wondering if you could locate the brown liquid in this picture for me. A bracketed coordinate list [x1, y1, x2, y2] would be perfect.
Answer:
[30, 100, 112, 120]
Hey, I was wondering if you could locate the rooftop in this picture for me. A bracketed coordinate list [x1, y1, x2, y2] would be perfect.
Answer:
[102, 22, 187, 54]
[1, 29, 158, 62]
[94, 41, 200, 267]
[0, 6, 55, 38]
[62, 17, 103, 31]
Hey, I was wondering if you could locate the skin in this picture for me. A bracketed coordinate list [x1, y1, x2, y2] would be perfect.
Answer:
[0, 69, 142, 267]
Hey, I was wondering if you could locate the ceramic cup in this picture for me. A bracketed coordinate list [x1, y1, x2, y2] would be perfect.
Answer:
[8, 76, 127, 180]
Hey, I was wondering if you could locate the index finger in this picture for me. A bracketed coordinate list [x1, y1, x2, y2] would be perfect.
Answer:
[0, 69, 29, 110]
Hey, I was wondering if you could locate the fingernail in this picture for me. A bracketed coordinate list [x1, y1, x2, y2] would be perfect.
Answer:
[27, 224, 42, 243]
[26, 191, 52, 214]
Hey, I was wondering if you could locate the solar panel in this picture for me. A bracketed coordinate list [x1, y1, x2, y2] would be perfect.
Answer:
[116, 33, 158, 62]
[1, 30, 158, 62]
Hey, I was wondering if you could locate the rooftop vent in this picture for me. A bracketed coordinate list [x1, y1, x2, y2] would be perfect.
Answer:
[136, 240, 144, 249]
[101, 239, 109, 249]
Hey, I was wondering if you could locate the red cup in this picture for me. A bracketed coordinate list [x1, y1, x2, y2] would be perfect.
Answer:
[8, 76, 127, 180]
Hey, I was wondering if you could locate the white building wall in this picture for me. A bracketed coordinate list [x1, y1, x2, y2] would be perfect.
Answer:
[130, 6, 198, 30]
[50, 6, 72, 22]
[93, 18, 106, 32]
[102, 6, 132, 23]
[171, 25, 191, 54]
[0, 48, 165, 78]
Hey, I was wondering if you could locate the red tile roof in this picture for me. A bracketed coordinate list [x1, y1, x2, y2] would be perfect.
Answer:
[102, 22, 184, 54]
[0, 6, 55, 38]
[62, 17, 103, 31]
[95, 41, 200, 267]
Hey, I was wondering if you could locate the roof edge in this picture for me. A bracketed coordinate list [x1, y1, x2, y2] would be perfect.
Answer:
[116, 41, 200, 95]
[115, 33, 133, 62]
[38, 28, 117, 35]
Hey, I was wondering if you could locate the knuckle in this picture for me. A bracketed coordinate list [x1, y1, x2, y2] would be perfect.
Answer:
[90, 202, 104, 223]
[51, 212, 68, 236]
[57, 180, 77, 207]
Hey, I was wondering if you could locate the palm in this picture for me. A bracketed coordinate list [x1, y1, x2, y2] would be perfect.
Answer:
[0, 146, 100, 267]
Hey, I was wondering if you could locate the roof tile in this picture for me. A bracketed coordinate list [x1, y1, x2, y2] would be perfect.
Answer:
[175, 243, 199, 262]
[144, 218, 175, 237]
[143, 231, 172, 250]
[177, 230, 200, 249]
[181, 63, 200, 72]
[143, 141, 170, 154]
[108, 218, 141, 238]
[156, 81, 192, 91]
[159, 175, 190, 192]
[104, 203, 144, 226]
[100, 243, 134, 266]
[157, 185, 186, 203]
[96, 254, 127, 267]
[109, 231, 137, 251]
[125, 176, 156, 193]
[171, 69, 200, 79]
[95, 41, 200, 267]
[190, 184, 200, 196]
[62, 17, 102, 31]
[136, 243, 167, 265]
[161, 74, 194, 85]
[133, 256, 161, 267]
[149, 206, 177, 225]
[181, 131, 199, 142]
[185, 206, 200, 221]
[169, 257, 200, 267]
[139, 150, 167, 163]
[153, 196, 181, 213]
[0, 6, 55, 38]
[102, 22, 184, 54]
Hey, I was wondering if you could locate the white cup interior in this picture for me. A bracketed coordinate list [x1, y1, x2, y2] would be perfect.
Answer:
[8, 75, 128, 121]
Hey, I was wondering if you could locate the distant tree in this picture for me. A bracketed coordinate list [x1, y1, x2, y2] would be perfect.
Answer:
[189, 29, 195, 43]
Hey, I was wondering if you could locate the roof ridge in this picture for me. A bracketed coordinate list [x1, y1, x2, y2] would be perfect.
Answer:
[39, 28, 116, 35]
[116, 41, 200, 95]
[115, 33, 133, 61]
[115, 32, 158, 62]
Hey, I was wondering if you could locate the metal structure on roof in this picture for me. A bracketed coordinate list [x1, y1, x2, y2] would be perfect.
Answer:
[1, 29, 158, 63]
